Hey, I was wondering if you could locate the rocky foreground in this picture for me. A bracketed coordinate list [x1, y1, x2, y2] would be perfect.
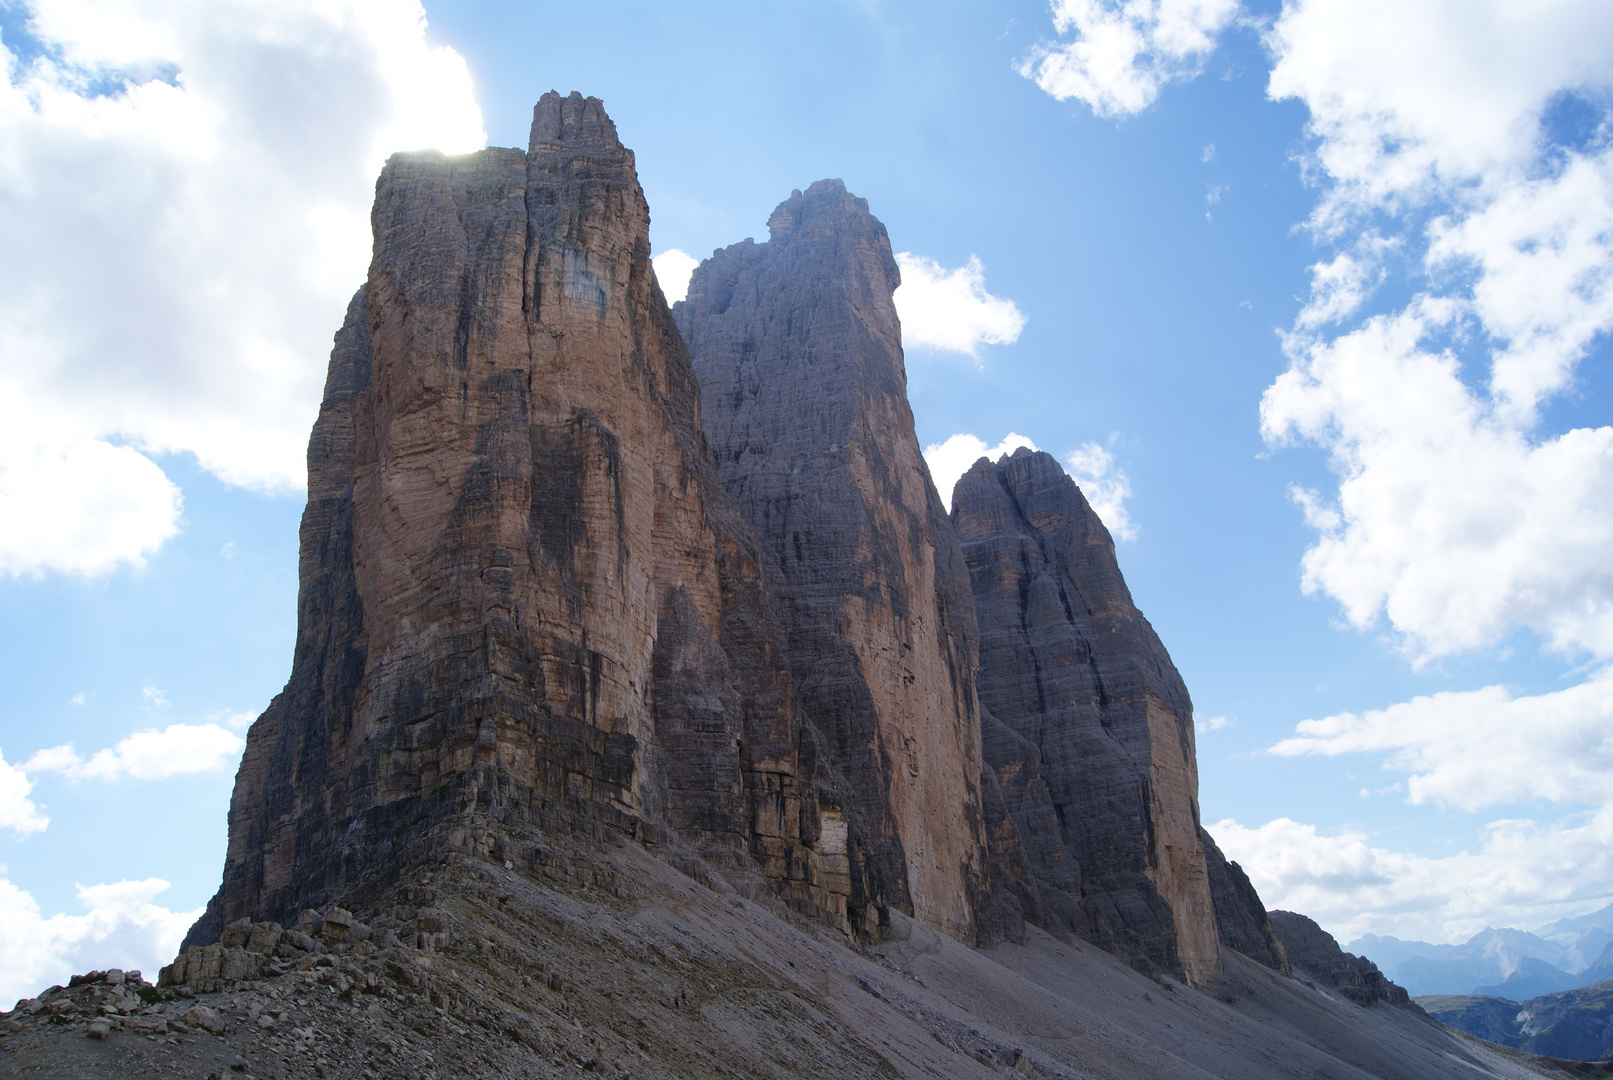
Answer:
[0, 817, 1578, 1080]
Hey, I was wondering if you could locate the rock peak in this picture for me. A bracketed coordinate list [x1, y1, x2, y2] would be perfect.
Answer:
[680, 180, 988, 944]
[529, 89, 621, 151]
[764, 177, 879, 249]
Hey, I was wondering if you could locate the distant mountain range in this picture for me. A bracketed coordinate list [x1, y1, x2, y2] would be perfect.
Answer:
[1420, 980, 1613, 1061]
[1350, 902, 1613, 997]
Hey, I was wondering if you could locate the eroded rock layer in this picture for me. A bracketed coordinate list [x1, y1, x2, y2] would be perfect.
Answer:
[1269, 910, 1411, 1006]
[1203, 829, 1289, 974]
[951, 448, 1220, 983]
[189, 92, 849, 946]
[676, 181, 989, 944]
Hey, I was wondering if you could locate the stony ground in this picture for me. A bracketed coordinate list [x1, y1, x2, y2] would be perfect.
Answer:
[0, 819, 1587, 1079]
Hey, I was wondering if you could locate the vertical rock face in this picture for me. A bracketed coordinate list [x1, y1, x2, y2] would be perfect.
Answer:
[189, 93, 847, 945]
[675, 180, 989, 944]
[951, 448, 1220, 983]
[1203, 830, 1288, 973]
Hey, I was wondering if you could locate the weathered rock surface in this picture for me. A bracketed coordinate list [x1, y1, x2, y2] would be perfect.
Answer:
[1270, 910, 1411, 1006]
[676, 180, 990, 944]
[950, 448, 1220, 984]
[1203, 828, 1290, 974]
[0, 823, 1559, 1079]
[189, 92, 850, 947]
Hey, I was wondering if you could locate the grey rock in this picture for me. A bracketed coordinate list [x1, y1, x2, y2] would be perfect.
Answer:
[677, 179, 992, 944]
[950, 448, 1219, 983]
[1269, 910, 1410, 1005]
[183, 1004, 227, 1034]
[1202, 828, 1289, 974]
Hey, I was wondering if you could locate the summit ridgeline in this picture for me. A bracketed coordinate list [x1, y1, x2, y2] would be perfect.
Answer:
[5, 94, 1533, 1080]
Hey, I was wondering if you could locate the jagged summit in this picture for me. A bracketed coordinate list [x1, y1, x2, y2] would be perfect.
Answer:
[528, 89, 621, 148]
[677, 178, 988, 945]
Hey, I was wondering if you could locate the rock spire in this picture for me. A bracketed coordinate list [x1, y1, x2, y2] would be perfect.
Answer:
[187, 92, 850, 945]
[676, 180, 991, 943]
[951, 448, 1222, 983]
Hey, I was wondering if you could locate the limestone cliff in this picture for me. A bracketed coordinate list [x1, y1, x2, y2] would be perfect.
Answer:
[187, 93, 848, 945]
[1270, 911, 1411, 1006]
[675, 181, 990, 944]
[950, 448, 1221, 984]
[1203, 828, 1289, 973]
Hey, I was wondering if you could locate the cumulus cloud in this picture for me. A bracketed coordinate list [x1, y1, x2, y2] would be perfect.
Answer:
[0, 752, 48, 836]
[25, 723, 244, 782]
[893, 253, 1026, 359]
[1064, 441, 1136, 541]
[0, 876, 198, 1006]
[1210, 810, 1613, 944]
[1264, 305, 1613, 662]
[0, 419, 182, 576]
[1270, 666, 1613, 812]
[1262, 0, 1613, 665]
[1019, 0, 1240, 118]
[923, 433, 1039, 512]
[652, 248, 699, 305]
[0, 0, 485, 577]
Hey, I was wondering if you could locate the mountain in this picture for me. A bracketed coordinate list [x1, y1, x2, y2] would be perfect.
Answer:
[1423, 979, 1613, 1062]
[1355, 916, 1613, 997]
[0, 93, 1544, 1079]
[946, 447, 1228, 982]
[1270, 911, 1408, 1006]
[1475, 957, 1580, 1001]
[1355, 927, 1578, 996]
[182, 90, 856, 946]
[673, 179, 991, 945]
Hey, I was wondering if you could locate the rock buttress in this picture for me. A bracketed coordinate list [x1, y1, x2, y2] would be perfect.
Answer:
[1269, 911, 1410, 1006]
[1202, 828, 1289, 973]
[950, 448, 1220, 983]
[676, 180, 990, 944]
[187, 93, 845, 946]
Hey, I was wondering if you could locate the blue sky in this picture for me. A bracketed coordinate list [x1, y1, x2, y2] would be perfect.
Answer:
[1, 0, 1611, 999]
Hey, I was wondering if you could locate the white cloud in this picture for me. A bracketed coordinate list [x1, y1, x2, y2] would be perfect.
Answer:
[1264, 303, 1613, 663]
[1064, 441, 1136, 541]
[215, 709, 257, 731]
[1267, 0, 1613, 231]
[653, 248, 699, 305]
[1195, 714, 1230, 733]
[1269, 666, 1613, 813]
[1261, 1, 1613, 664]
[140, 685, 167, 708]
[0, 418, 182, 576]
[1210, 810, 1613, 945]
[1293, 236, 1396, 331]
[25, 723, 244, 782]
[0, 0, 485, 577]
[923, 433, 1039, 512]
[1019, 0, 1240, 118]
[66, 694, 84, 706]
[0, 876, 198, 1006]
[893, 253, 1026, 359]
[0, 751, 48, 836]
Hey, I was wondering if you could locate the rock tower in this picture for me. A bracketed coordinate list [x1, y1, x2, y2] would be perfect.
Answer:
[675, 181, 990, 943]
